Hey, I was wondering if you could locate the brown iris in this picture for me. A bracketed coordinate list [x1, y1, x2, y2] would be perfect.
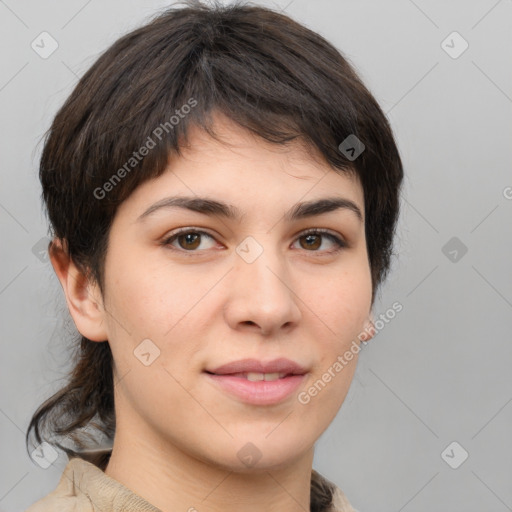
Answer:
[177, 232, 202, 250]
[299, 234, 321, 250]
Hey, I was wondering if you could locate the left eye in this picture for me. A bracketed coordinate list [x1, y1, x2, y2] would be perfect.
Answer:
[291, 230, 346, 252]
[162, 229, 346, 253]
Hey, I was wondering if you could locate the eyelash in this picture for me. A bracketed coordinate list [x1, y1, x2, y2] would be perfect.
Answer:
[161, 227, 347, 255]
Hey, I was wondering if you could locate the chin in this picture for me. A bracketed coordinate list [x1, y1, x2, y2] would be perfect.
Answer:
[205, 432, 314, 473]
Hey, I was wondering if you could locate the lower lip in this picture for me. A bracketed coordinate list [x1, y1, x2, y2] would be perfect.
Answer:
[205, 373, 306, 405]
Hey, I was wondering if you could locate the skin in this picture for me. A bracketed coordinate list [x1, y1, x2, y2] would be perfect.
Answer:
[50, 112, 375, 512]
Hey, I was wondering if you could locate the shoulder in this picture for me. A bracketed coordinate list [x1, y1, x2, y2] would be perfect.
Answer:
[25, 456, 160, 512]
[25, 458, 94, 512]
[312, 469, 357, 512]
[330, 486, 358, 512]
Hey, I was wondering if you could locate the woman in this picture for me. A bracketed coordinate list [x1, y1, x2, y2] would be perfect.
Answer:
[25, 1, 404, 510]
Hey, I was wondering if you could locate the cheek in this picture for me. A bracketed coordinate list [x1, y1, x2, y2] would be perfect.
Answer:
[303, 267, 370, 404]
[297, 353, 358, 436]
[104, 251, 215, 339]
[314, 268, 372, 337]
[102, 257, 219, 396]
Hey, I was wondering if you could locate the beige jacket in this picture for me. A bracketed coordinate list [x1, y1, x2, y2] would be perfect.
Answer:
[26, 457, 356, 512]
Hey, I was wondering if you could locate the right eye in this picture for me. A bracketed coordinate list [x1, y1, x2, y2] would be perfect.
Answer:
[162, 229, 219, 252]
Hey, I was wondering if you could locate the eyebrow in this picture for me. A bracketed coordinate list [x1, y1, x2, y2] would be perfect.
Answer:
[136, 195, 363, 223]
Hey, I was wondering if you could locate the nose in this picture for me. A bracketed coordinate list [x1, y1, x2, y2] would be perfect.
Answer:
[223, 241, 302, 336]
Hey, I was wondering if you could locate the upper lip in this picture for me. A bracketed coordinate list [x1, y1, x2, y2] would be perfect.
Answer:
[206, 358, 308, 376]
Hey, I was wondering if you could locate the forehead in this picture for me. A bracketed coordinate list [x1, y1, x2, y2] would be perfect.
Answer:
[176, 112, 357, 179]
[185, 113, 358, 186]
[117, 112, 364, 220]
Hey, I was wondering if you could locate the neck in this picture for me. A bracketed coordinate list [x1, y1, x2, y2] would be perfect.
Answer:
[104, 413, 314, 512]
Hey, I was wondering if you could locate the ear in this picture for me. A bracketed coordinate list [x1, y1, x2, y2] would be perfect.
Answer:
[359, 314, 376, 342]
[49, 238, 108, 342]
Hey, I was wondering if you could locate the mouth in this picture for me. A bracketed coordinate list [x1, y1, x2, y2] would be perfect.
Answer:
[204, 358, 308, 405]
[205, 357, 308, 376]
[205, 371, 293, 381]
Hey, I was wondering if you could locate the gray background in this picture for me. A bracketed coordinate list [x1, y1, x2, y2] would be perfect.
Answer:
[1, 0, 511, 510]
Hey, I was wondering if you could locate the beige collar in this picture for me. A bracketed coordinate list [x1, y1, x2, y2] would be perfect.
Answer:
[29, 456, 355, 512]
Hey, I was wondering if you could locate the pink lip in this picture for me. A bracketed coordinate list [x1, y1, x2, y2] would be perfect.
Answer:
[206, 373, 306, 405]
[206, 358, 307, 375]
[204, 358, 308, 405]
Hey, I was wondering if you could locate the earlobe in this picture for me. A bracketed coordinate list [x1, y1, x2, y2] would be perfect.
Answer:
[49, 238, 108, 342]
[359, 315, 376, 342]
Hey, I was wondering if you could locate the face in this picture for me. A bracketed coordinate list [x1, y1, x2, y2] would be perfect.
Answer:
[97, 113, 373, 472]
